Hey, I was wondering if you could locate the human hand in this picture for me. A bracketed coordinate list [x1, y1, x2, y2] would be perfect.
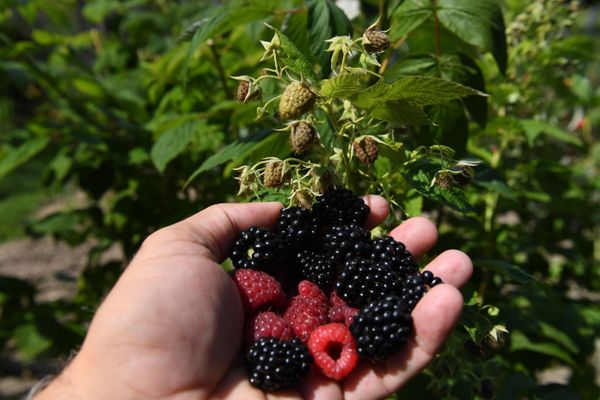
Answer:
[37, 198, 472, 400]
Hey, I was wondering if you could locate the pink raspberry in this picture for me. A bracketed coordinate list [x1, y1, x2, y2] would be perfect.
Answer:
[232, 269, 286, 313]
[307, 323, 358, 380]
[244, 311, 294, 345]
[284, 281, 329, 341]
[329, 291, 359, 326]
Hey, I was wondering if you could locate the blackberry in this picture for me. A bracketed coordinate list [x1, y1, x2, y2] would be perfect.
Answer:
[275, 207, 316, 250]
[324, 224, 372, 264]
[313, 186, 369, 227]
[230, 226, 283, 272]
[349, 295, 413, 360]
[246, 337, 313, 390]
[399, 274, 427, 312]
[370, 236, 419, 279]
[295, 250, 337, 292]
[335, 259, 403, 308]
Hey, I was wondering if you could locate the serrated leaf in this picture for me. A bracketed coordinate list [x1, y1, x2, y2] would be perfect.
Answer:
[151, 120, 217, 172]
[307, 0, 352, 75]
[0, 136, 49, 179]
[403, 158, 474, 213]
[354, 76, 486, 110]
[390, 0, 433, 41]
[269, 26, 319, 82]
[520, 119, 582, 147]
[282, 12, 311, 65]
[510, 331, 576, 366]
[180, 0, 278, 87]
[319, 73, 363, 98]
[385, 54, 438, 80]
[370, 100, 429, 125]
[437, 0, 507, 74]
[475, 259, 537, 284]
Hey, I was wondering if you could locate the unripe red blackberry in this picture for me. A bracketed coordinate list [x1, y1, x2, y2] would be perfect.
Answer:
[363, 28, 390, 53]
[353, 136, 379, 164]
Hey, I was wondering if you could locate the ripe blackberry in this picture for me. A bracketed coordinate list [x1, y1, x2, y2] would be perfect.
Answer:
[349, 295, 413, 360]
[246, 338, 312, 390]
[370, 236, 419, 279]
[335, 259, 403, 308]
[275, 207, 316, 250]
[313, 186, 369, 227]
[230, 226, 283, 272]
[295, 250, 337, 292]
[324, 224, 372, 264]
[399, 274, 427, 312]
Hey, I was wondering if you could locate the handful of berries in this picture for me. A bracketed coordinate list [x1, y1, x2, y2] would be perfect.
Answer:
[229, 187, 442, 390]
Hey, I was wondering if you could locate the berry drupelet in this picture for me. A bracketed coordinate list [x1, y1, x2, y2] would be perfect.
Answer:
[370, 236, 419, 279]
[324, 224, 372, 264]
[275, 207, 317, 251]
[246, 338, 313, 390]
[349, 295, 413, 360]
[295, 250, 337, 292]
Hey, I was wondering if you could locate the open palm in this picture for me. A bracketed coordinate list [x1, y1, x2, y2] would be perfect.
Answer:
[38, 198, 472, 400]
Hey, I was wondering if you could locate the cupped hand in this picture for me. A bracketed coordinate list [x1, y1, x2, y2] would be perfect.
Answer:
[38, 198, 472, 400]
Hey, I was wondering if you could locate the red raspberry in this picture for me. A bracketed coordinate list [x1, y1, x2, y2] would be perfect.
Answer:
[298, 280, 328, 302]
[330, 290, 347, 307]
[244, 311, 294, 344]
[307, 323, 358, 380]
[329, 291, 359, 327]
[232, 269, 286, 313]
[284, 281, 329, 341]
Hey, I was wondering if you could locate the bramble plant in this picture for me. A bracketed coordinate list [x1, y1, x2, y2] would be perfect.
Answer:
[0, 0, 598, 398]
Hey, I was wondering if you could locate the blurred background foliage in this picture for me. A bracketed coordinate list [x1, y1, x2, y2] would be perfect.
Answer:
[0, 0, 598, 398]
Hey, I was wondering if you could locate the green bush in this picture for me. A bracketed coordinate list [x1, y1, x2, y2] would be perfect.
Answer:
[0, 0, 598, 398]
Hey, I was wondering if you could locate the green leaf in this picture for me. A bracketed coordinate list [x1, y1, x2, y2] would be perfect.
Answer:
[269, 26, 319, 82]
[319, 73, 364, 98]
[437, 0, 507, 74]
[13, 323, 52, 360]
[370, 100, 429, 125]
[390, 0, 433, 41]
[510, 331, 576, 366]
[180, 0, 278, 87]
[520, 119, 582, 147]
[307, 0, 352, 75]
[403, 158, 474, 213]
[151, 120, 217, 172]
[0, 136, 49, 179]
[458, 53, 487, 128]
[537, 322, 578, 355]
[354, 76, 486, 110]
[186, 130, 287, 185]
[282, 12, 311, 60]
[475, 259, 537, 284]
[385, 54, 438, 80]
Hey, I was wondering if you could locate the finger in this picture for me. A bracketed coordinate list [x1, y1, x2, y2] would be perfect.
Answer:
[363, 195, 389, 230]
[423, 250, 473, 288]
[173, 202, 284, 262]
[343, 285, 463, 400]
[389, 217, 438, 259]
[298, 369, 342, 400]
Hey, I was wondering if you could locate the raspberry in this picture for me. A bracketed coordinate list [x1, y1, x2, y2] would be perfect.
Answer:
[230, 226, 283, 272]
[324, 224, 372, 264]
[434, 171, 454, 189]
[335, 259, 403, 308]
[290, 121, 316, 154]
[353, 136, 379, 164]
[292, 190, 313, 210]
[307, 323, 358, 380]
[232, 269, 286, 313]
[328, 292, 359, 326]
[295, 250, 337, 292]
[235, 80, 259, 102]
[245, 311, 294, 345]
[350, 295, 413, 360]
[246, 338, 312, 390]
[298, 280, 328, 302]
[313, 186, 370, 227]
[370, 236, 419, 279]
[363, 28, 390, 53]
[284, 281, 329, 341]
[279, 81, 316, 120]
[275, 207, 316, 250]
[263, 160, 285, 188]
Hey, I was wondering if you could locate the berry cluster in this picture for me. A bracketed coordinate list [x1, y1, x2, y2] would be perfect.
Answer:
[229, 186, 442, 391]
